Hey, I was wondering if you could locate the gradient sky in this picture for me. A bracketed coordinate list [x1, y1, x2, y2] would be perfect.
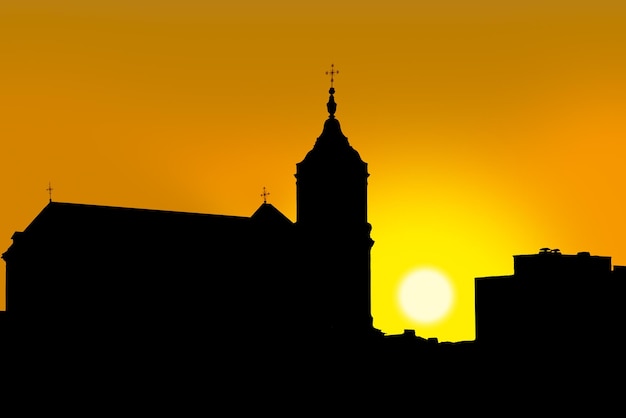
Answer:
[2, 1, 625, 342]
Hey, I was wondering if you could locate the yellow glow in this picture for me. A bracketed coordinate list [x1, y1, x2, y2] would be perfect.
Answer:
[398, 267, 453, 324]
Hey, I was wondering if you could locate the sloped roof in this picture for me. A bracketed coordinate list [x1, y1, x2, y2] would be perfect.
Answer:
[250, 203, 293, 226]
[27, 201, 247, 227]
[3, 201, 261, 259]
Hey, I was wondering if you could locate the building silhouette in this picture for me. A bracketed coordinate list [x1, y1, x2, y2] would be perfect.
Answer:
[1, 82, 385, 354]
[476, 248, 626, 353]
[295, 83, 375, 336]
[2, 77, 625, 404]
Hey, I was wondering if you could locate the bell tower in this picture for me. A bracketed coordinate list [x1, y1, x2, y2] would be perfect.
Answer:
[295, 66, 375, 335]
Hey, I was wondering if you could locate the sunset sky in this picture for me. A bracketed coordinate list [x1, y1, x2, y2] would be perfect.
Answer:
[2, 1, 625, 342]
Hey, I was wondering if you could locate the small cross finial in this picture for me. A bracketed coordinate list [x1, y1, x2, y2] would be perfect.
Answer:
[261, 187, 270, 204]
[325, 64, 338, 89]
[46, 182, 53, 202]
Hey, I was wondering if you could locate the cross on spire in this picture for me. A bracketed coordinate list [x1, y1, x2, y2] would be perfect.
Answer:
[46, 182, 53, 202]
[261, 187, 270, 204]
[325, 64, 339, 89]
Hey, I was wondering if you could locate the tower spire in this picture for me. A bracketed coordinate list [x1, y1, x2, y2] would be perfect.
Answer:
[325, 64, 338, 119]
[296, 68, 376, 334]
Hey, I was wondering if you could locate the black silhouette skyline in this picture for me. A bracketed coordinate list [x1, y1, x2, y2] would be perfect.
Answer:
[2, 80, 625, 406]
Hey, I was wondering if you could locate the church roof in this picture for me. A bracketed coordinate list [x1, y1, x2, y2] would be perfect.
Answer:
[3, 201, 293, 259]
[297, 86, 366, 168]
[22, 201, 248, 233]
[251, 203, 293, 226]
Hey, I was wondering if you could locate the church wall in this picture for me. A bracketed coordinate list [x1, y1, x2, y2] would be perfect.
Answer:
[2, 205, 304, 344]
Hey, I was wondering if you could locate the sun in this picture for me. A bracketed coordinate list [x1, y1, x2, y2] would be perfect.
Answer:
[398, 267, 454, 324]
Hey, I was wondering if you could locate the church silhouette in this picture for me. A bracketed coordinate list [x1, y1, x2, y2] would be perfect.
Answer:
[1, 78, 381, 343]
[2, 72, 626, 404]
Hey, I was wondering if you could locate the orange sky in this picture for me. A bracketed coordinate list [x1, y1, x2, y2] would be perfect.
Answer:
[1, 1, 625, 342]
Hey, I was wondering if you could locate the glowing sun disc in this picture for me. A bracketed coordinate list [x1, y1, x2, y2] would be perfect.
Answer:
[398, 267, 454, 324]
